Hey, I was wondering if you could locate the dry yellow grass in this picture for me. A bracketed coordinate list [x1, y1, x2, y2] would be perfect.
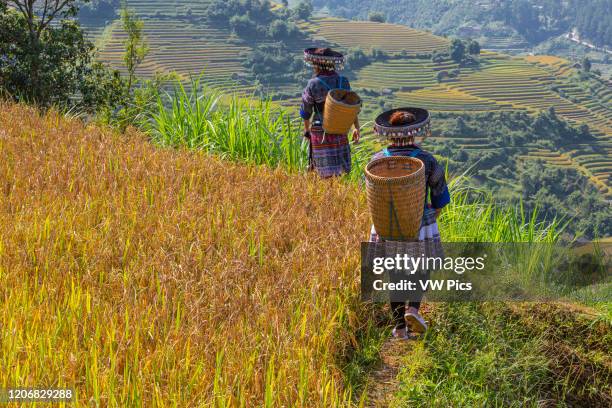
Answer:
[0, 104, 372, 406]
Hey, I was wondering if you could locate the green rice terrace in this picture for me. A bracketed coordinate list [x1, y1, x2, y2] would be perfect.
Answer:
[82, 1, 611, 199]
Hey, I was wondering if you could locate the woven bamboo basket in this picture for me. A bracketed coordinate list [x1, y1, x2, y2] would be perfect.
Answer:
[365, 157, 426, 241]
[323, 89, 361, 135]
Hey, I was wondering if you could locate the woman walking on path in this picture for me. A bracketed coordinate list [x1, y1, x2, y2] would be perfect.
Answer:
[369, 109, 451, 339]
[300, 47, 361, 178]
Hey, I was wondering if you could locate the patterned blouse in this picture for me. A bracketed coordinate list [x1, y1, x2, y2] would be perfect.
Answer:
[299, 71, 351, 123]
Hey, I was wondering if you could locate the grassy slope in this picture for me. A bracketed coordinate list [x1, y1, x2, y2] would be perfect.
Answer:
[2, 102, 610, 406]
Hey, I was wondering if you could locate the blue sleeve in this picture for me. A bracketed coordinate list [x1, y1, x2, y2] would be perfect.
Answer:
[299, 108, 311, 120]
[431, 187, 450, 209]
[427, 156, 450, 209]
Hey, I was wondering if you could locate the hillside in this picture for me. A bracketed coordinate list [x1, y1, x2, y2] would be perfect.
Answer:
[79, 2, 611, 204]
[311, 0, 612, 51]
[1, 103, 610, 406]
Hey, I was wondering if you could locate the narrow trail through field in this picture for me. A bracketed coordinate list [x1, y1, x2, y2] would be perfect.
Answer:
[363, 305, 432, 407]
[364, 338, 414, 407]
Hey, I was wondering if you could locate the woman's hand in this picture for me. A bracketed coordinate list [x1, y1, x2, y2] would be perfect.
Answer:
[352, 127, 361, 144]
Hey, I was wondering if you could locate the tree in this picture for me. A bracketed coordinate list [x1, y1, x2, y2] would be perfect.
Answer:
[269, 20, 289, 39]
[121, 5, 148, 93]
[294, 0, 313, 21]
[1, 0, 81, 104]
[450, 38, 466, 63]
[229, 14, 260, 37]
[0, 0, 122, 110]
[468, 39, 481, 56]
[368, 12, 386, 23]
[582, 56, 592, 72]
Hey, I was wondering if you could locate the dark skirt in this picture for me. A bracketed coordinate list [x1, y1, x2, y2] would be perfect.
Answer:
[309, 126, 351, 178]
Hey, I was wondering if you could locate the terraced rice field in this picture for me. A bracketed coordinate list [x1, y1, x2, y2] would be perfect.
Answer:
[122, 0, 211, 17]
[81, 8, 610, 197]
[525, 55, 574, 77]
[481, 35, 530, 54]
[300, 17, 449, 55]
[353, 59, 457, 91]
[427, 53, 612, 196]
[394, 86, 512, 112]
[96, 20, 256, 94]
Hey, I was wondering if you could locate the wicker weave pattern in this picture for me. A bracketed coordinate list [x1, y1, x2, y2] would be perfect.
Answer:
[365, 157, 426, 240]
[323, 89, 361, 135]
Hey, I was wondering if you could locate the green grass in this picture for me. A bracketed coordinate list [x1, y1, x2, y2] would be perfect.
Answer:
[394, 303, 555, 407]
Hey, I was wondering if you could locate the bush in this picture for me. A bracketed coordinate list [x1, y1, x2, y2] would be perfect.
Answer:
[230, 15, 261, 37]
[450, 38, 466, 63]
[368, 12, 386, 23]
[294, 1, 313, 20]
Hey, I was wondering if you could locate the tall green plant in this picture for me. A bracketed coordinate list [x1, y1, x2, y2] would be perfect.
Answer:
[143, 79, 309, 172]
[121, 4, 149, 93]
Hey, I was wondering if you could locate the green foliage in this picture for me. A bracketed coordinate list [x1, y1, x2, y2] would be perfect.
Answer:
[268, 19, 300, 40]
[294, 0, 314, 21]
[140, 78, 309, 171]
[582, 56, 592, 72]
[574, 0, 612, 47]
[519, 161, 611, 238]
[206, 0, 273, 23]
[0, 2, 121, 112]
[368, 11, 386, 23]
[121, 6, 149, 92]
[344, 47, 388, 72]
[428, 111, 608, 239]
[467, 39, 480, 55]
[229, 14, 260, 37]
[244, 43, 306, 84]
[450, 38, 466, 63]
[79, 0, 120, 21]
[396, 303, 554, 406]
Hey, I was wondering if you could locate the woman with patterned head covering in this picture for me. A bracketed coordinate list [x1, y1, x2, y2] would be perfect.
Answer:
[300, 47, 361, 178]
[369, 108, 451, 339]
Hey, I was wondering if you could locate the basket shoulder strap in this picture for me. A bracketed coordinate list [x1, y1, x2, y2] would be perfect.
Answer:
[383, 148, 420, 157]
[316, 77, 332, 90]
[317, 76, 348, 91]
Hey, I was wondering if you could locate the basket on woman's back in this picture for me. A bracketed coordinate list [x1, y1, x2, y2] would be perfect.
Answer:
[365, 156, 426, 241]
[323, 89, 362, 135]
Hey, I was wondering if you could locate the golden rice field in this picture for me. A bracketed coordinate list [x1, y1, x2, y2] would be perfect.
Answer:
[2, 103, 610, 407]
[0, 103, 373, 407]
[300, 17, 449, 55]
[524, 55, 574, 77]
